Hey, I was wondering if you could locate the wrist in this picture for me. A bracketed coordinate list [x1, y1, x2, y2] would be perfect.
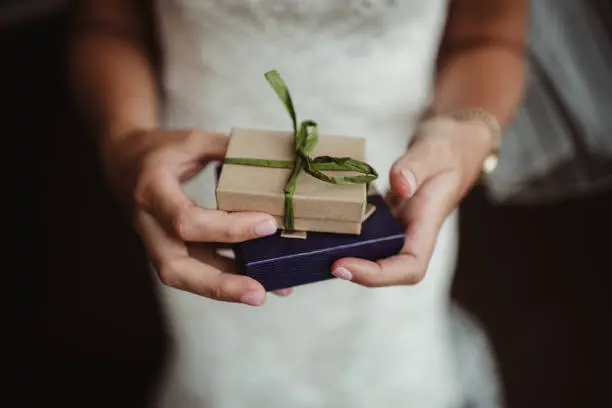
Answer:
[97, 119, 158, 178]
[450, 108, 501, 172]
[416, 111, 500, 192]
[424, 108, 501, 176]
[449, 120, 494, 195]
[457, 119, 498, 174]
[97, 122, 157, 204]
[100, 117, 157, 148]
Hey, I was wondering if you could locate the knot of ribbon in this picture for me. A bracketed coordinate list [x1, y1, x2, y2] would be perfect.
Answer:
[224, 70, 378, 231]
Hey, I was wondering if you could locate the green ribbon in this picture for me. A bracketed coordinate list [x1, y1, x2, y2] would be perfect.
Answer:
[224, 70, 378, 231]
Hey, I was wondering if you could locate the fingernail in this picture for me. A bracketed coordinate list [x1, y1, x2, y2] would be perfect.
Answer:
[255, 219, 277, 236]
[332, 267, 353, 281]
[240, 291, 265, 306]
[400, 169, 417, 197]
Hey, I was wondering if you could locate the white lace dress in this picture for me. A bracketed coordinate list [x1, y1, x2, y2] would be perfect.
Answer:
[152, 1, 501, 407]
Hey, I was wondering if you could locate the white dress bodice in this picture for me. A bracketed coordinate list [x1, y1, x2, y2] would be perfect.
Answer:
[151, 1, 500, 407]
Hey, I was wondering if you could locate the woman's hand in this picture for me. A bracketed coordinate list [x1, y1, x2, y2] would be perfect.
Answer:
[331, 116, 494, 286]
[101, 129, 280, 306]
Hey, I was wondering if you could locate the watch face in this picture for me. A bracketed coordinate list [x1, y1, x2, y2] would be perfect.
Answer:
[483, 154, 499, 174]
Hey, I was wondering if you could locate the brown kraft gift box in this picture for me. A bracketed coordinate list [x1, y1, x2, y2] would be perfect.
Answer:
[215, 128, 369, 234]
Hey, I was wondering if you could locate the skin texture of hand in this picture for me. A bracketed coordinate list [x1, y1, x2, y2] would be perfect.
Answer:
[101, 129, 282, 306]
[331, 116, 494, 286]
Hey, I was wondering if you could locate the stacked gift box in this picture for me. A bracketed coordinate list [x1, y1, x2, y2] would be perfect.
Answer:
[214, 71, 405, 291]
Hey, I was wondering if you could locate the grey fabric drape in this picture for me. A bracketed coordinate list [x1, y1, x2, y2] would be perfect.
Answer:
[484, 0, 612, 204]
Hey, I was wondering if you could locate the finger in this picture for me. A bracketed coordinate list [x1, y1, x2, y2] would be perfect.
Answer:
[333, 174, 457, 287]
[138, 170, 277, 243]
[383, 189, 402, 209]
[158, 255, 267, 306]
[331, 254, 424, 287]
[193, 242, 293, 297]
[137, 212, 266, 306]
[389, 136, 454, 199]
[273, 288, 294, 297]
[135, 211, 189, 263]
[187, 242, 236, 271]
[179, 209, 278, 243]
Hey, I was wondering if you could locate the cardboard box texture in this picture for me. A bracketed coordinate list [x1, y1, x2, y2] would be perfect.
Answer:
[216, 128, 369, 234]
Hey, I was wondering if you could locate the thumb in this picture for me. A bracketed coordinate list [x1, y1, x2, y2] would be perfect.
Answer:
[389, 136, 454, 199]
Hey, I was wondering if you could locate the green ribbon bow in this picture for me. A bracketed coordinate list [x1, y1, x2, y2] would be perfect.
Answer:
[224, 70, 378, 231]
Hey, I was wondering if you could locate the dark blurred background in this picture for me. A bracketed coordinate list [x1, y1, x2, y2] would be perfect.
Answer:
[1, 1, 168, 406]
[1, 1, 610, 407]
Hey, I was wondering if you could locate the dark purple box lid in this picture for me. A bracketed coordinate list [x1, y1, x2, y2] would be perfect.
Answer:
[233, 194, 405, 291]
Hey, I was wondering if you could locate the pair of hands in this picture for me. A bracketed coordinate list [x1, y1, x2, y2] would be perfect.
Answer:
[102, 116, 493, 306]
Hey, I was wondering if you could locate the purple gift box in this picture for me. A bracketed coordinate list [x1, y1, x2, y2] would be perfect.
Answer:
[232, 194, 405, 291]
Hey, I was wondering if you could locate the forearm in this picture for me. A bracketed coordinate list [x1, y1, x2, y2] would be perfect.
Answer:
[432, 47, 525, 128]
[70, 0, 158, 145]
[431, 0, 528, 128]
